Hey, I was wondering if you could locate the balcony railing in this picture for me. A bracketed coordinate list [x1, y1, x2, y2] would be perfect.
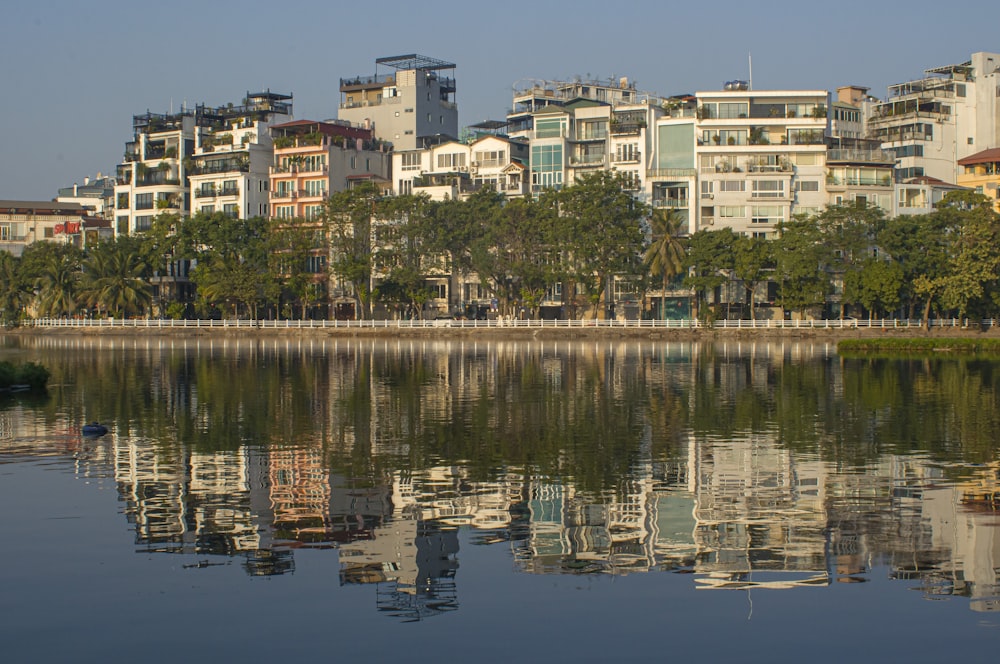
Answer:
[646, 168, 697, 179]
[827, 177, 893, 187]
[569, 155, 606, 167]
[826, 149, 896, 165]
[612, 152, 641, 164]
[652, 198, 689, 208]
[218, 186, 239, 197]
[195, 189, 216, 199]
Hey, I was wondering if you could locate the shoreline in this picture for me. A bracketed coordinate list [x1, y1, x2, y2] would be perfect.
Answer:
[5, 323, 999, 343]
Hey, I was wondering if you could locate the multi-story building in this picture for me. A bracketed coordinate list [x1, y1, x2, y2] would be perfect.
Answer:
[114, 108, 199, 235]
[868, 52, 1000, 184]
[957, 148, 1000, 212]
[507, 78, 664, 197]
[268, 119, 391, 221]
[188, 91, 293, 219]
[56, 174, 116, 220]
[0, 200, 109, 256]
[392, 134, 528, 199]
[339, 54, 458, 151]
[688, 85, 830, 237]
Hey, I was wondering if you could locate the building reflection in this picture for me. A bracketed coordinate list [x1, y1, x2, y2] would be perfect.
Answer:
[3, 335, 1000, 615]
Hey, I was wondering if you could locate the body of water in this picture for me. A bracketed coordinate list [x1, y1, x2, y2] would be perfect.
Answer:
[1, 335, 999, 662]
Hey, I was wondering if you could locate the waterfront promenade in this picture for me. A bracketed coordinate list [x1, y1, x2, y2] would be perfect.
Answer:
[9, 317, 999, 341]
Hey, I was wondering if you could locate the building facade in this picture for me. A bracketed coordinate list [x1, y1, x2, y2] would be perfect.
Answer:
[339, 54, 458, 151]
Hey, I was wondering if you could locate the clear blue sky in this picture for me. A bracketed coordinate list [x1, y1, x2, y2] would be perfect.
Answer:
[2, 0, 997, 200]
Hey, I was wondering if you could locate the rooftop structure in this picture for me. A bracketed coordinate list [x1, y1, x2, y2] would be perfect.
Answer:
[339, 54, 458, 151]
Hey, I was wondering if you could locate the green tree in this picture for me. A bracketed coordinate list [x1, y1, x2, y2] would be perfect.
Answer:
[843, 258, 903, 319]
[323, 183, 381, 318]
[80, 238, 152, 318]
[684, 228, 736, 321]
[643, 208, 687, 320]
[773, 217, 829, 317]
[815, 203, 885, 318]
[731, 234, 773, 321]
[559, 171, 647, 318]
[29, 243, 84, 318]
[0, 251, 31, 327]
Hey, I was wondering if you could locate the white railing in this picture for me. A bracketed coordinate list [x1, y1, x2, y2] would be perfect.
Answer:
[22, 318, 988, 330]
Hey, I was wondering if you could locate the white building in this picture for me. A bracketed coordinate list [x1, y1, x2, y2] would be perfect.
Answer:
[868, 52, 1000, 184]
[188, 91, 293, 219]
[392, 134, 528, 200]
[339, 54, 458, 152]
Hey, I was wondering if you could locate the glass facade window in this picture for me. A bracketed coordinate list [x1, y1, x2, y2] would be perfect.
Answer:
[531, 144, 563, 191]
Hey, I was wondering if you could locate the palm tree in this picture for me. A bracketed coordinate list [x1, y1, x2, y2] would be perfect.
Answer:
[0, 251, 31, 327]
[80, 241, 152, 318]
[643, 208, 687, 320]
[35, 250, 82, 318]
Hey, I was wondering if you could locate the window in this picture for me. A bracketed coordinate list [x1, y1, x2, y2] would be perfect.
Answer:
[200, 205, 214, 214]
[401, 153, 421, 171]
[437, 153, 467, 169]
[535, 118, 565, 139]
[796, 180, 820, 192]
[475, 150, 506, 167]
[350, 156, 358, 169]
[751, 205, 784, 224]
[223, 203, 238, 218]
[304, 180, 326, 197]
[220, 179, 238, 196]
[274, 205, 294, 219]
[701, 181, 714, 196]
[135, 215, 153, 231]
[531, 144, 563, 191]
[398, 179, 412, 195]
[306, 255, 326, 273]
[719, 180, 745, 192]
[304, 205, 323, 220]
[752, 180, 784, 198]
[135, 193, 153, 210]
[718, 206, 745, 218]
[615, 143, 639, 162]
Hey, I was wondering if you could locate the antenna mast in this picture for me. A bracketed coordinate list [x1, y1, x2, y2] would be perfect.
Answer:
[748, 52, 753, 90]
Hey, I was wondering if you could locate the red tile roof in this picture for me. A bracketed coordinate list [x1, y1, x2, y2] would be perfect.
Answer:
[958, 147, 1000, 166]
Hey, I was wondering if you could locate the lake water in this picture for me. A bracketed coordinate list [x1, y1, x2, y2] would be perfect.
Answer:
[2, 334, 999, 663]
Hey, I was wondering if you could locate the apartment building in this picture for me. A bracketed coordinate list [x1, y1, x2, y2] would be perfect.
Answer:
[868, 52, 1000, 184]
[689, 85, 830, 237]
[957, 148, 1000, 212]
[56, 174, 116, 220]
[114, 109, 197, 234]
[392, 134, 528, 199]
[188, 91, 293, 219]
[268, 119, 391, 221]
[339, 54, 458, 151]
[0, 200, 110, 256]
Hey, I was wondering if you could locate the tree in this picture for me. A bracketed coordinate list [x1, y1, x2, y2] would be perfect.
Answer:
[731, 234, 773, 321]
[29, 243, 84, 318]
[773, 217, 829, 317]
[323, 183, 381, 318]
[0, 251, 31, 327]
[843, 258, 903, 319]
[683, 228, 736, 321]
[559, 171, 647, 318]
[375, 193, 435, 317]
[80, 238, 152, 318]
[643, 207, 687, 320]
[815, 203, 885, 318]
[186, 212, 273, 318]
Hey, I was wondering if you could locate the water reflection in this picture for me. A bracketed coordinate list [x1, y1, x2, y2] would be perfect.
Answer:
[2, 335, 1000, 619]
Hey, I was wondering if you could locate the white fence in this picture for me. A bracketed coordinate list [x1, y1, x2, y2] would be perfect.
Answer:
[22, 317, 988, 330]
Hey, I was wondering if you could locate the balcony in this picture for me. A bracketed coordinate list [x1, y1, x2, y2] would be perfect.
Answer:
[218, 186, 239, 197]
[612, 152, 641, 164]
[569, 155, 606, 168]
[652, 198, 689, 208]
[195, 188, 216, 199]
[570, 131, 607, 142]
[826, 149, 896, 165]
[826, 176, 893, 188]
[646, 168, 697, 179]
[610, 122, 645, 136]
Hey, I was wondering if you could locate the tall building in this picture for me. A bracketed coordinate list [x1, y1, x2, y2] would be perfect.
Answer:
[868, 52, 1000, 184]
[268, 119, 391, 221]
[506, 77, 664, 197]
[339, 54, 458, 151]
[188, 91, 293, 220]
[114, 92, 291, 234]
[688, 84, 830, 237]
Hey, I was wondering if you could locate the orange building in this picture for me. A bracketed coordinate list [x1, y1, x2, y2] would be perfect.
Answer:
[957, 147, 1000, 212]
